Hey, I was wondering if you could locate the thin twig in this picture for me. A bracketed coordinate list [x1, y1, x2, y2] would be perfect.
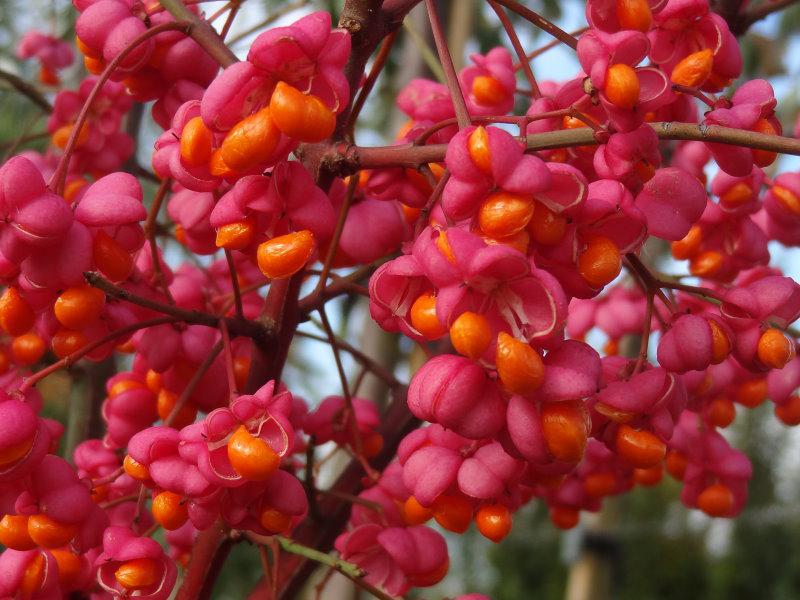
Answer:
[144, 178, 174, 303]
[159, 0, 238, 67]
[489, 1, 540, 98]
[313, 176, 359, 298]
[401, 17, 446, 83]
[18, 316, 179, 393]
[491, 0, 579, 49]
[296, 330, 402, 389]
[224, 249, 245, 319]
[163, 341, 223, 426]
[424, 0, 470, 128]
[347, 30, 399, 137]
[84, 272, 271, 340]
[227, 0, 310, 45]
[0, 68, 52, 112]
[272, 536, 399, 600]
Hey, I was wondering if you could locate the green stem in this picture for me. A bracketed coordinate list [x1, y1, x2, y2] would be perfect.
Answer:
[275, 536, 364, 579]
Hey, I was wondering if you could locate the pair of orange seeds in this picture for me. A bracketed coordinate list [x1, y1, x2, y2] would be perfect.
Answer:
[14, 549, 84, 596]
[180, 81, 334, 178]
[403, 495, 513, 543]
[0, 513, 77, 551]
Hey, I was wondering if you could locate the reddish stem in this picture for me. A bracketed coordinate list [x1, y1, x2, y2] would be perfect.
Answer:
[424, 0, 471, 128]
[18, 316, 178, 393]
[489, 1, 541, 98]
[144, 178, 174, 303]
[347, 30, 399, 137]
[491, 0, 579, 49]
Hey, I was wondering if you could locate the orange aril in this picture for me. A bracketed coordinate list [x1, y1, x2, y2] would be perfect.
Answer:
[495, 332, 545, 395]
[0, 350, 8, 375]
[227, 425, 280, 481]
[216, 217, 257, 251]
[93, 231, 134, 282]
[84, 55, 104, 75]
[670, 48, 714, 88]
[752, 119, 778, 168]
[0, 287, 35, 336]
[0, 435, 33, 468]
[435, 230, 457, 263]
[719, 182, 752, 208]
[594, 401, 636, 423]
[0, 514, 36, 550]
[54, 286, 105, 330]
[665, 450, 688, 480]
[772, 185, 800, 216]
[52, 329, 88, 358]
[615, 424, 665, 468]
[145, 370, 162, 393]
[671, 224, 703, 260]
[259, 506, 292, 533]
[757, 327, 795, 369]
[604, 338, 620, 356]
[633, 158, 657, 182]
[361, 431, 384, 458]
[256, 230, 315, 280]
[541, 401, 589, 463]
[616, 0, 652, 31]
[689, 250, 724, 278]
[467, 126, 492, 176]
[11, 333, 46, 366]
[401, 204, 422, 224]
[550, 505, 579, 529]
[604, 64, 640, 109]
[449, 311, 492, 360]
[707, 396, 735, 428]
[484, 230, 530, 254]
[109, 379, 145, 399]
[477, 191, 535, 239]
[233, 356, 251, 391]
[409, 293, 447, 340]
[634, 464, 663, 486]
[735, 378, 767, 408]
[219, 106, 281, 172]
[472, 76, 508, 106]
[475, 503, 512, 543]
[578, 236, 621, 288]
[708, 319, 731, 364]
[157, 389, 197, 429]
[27, 514, 77, 548]
[179, 116, 214, 167]
[151, 491, 188, 530]
[123, 455, 150, 481]
[583, 472, 617, 497]
[697, 483, 734, 517]
[403, 496, 433, 525]
[75, 36, 97, 58]
[63, 178, 88, 203]
[775, 395, 800, 426]
[51, 548, 82, 589]
[529, 202, 567, 245]
[51, 122, 90, 150]
[20, 553, 46, 598]
[269, 81, 335, 143]
[432, 495, 472, 533]
[209, 149, 237, 178]
[115, 558, 161, 590]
